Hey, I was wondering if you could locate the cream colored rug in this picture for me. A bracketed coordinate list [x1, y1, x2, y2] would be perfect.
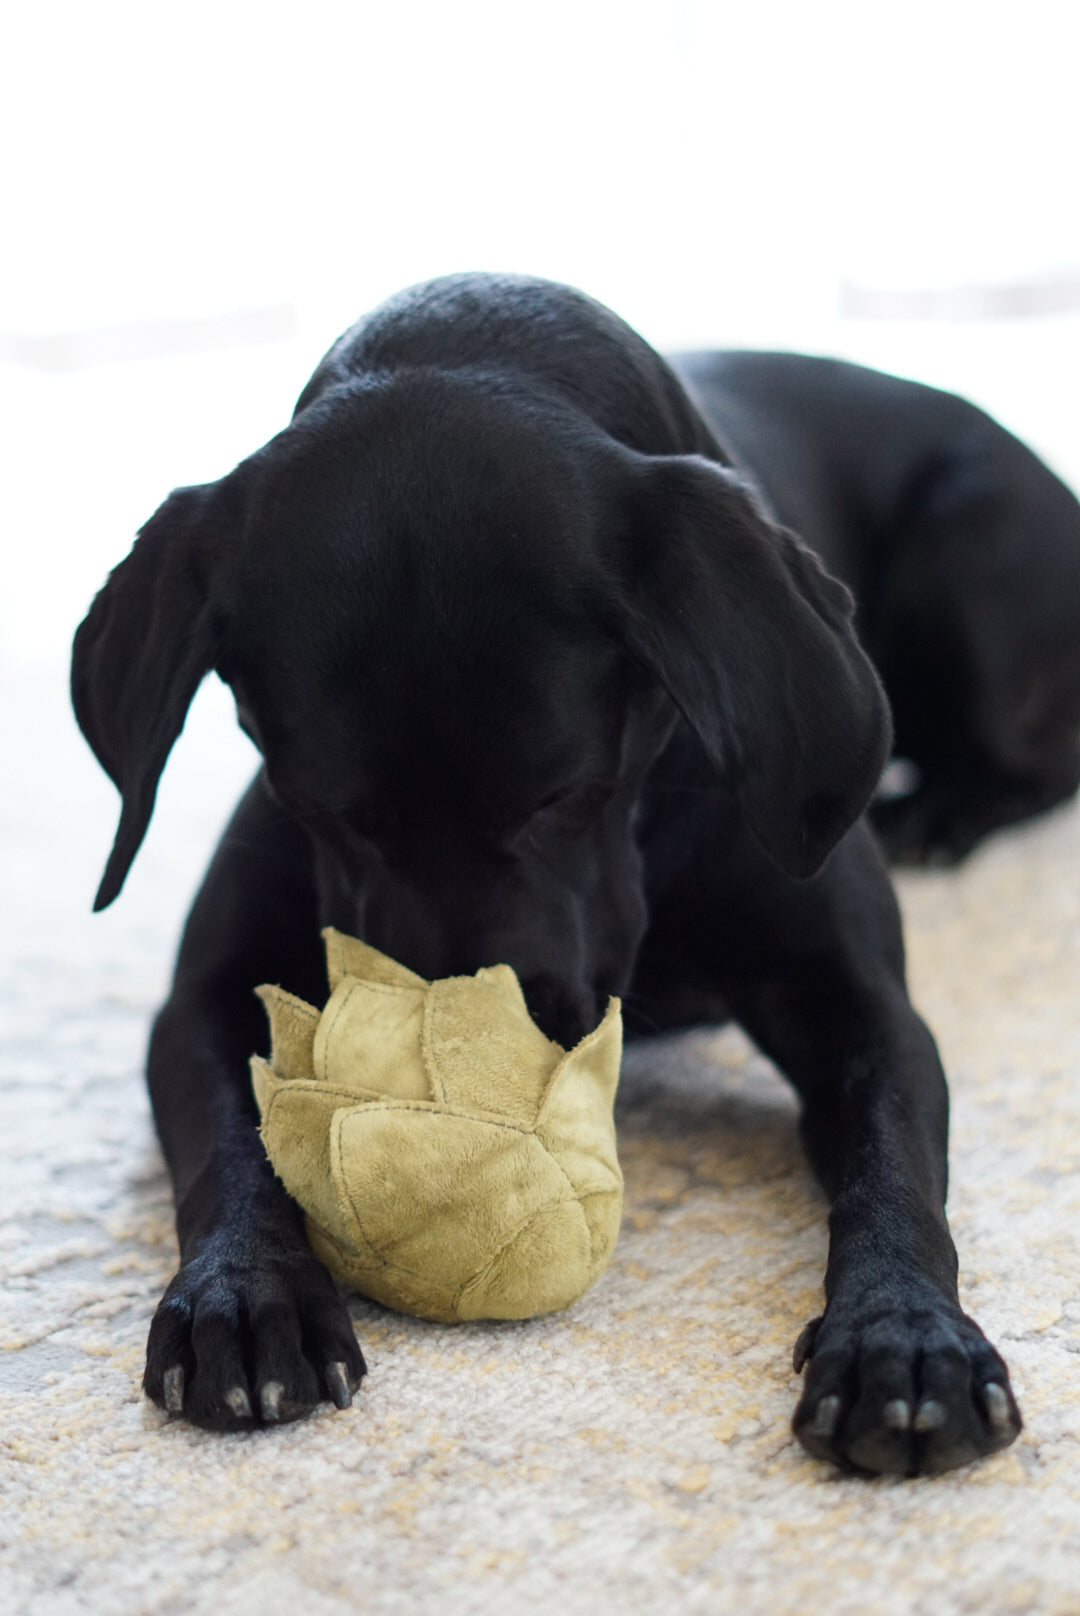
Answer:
[3, 663, 1080, 1616]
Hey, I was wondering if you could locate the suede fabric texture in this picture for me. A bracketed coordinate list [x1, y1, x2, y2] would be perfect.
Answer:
[250, 929, 624, 1323]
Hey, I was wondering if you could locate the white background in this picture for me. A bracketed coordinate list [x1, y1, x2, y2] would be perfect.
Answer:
[2, 0, 1079, 664]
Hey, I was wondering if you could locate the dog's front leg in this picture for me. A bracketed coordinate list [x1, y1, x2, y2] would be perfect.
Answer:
[720, 829, 1022, 1475]
[786, 993, 1019, 1474]
[142, 777, 365, 1429]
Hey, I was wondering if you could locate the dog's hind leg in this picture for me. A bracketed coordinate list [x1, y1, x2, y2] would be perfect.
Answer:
[142, 773, 365, 1428]
[867, 439, 1080, 863]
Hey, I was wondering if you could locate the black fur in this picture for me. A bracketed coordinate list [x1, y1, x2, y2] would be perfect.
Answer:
[72, 274, 1080, 1471]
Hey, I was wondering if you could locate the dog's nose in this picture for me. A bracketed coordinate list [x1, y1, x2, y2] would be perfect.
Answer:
[519, 975, 598, 1048]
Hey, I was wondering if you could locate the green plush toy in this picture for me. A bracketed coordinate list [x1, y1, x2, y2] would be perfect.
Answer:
[250, 929, 624, 1324]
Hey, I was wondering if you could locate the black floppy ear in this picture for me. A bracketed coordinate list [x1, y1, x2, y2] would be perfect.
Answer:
[71, 475, 244, 910]
[611, 454, 891, 878]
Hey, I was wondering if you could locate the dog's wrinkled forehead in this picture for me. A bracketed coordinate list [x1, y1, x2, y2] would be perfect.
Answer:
[220, 378, 626, 814]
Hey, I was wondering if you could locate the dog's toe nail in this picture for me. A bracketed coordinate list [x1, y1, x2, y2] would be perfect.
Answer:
[325, 1361, 353, 1410]
[225, 1385, 253, 1420]
[811, 1395, 841, 1438]
[793, 1316, 822, 1372]
[914, 1398, 947, 1433]
[260, 1380, 284, 1423]
[983, 1382, 1013, 1432]
[163, 1365, 185, 1414]
[883, 1399, 911, 1431]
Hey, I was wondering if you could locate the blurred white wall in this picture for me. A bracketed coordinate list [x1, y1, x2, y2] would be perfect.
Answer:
[2, 0, 1079, 661]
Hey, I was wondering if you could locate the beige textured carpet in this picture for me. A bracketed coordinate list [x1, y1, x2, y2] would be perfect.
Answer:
[3, 662, 1080, 1616]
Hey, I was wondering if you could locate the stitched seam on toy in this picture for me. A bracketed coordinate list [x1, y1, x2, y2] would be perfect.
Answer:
[305, 1213, 385, 1275]
[334, 1112, 549, 1277]
[357, 974, 425, 993]
[257, 1091, 392, 1254]
[536, 1120, 621, 1194]
[334, 1160, 426, 1279]
[422, 978, 550, 1121]
[317, 978, 418, 1083]
[329, 1108, 388, 1270]
[451, 1192, 586, 1311]
[574, 1186, 623, 1265]
[317, 981, 358, 1084]
[261, 1080, 386, 1108]
[536, 1132, 596, 1206]
[420, 980, 449, 1105]
[262, 1083, 539, 1133]
[551, 1174, 620, 1200]
[535, 1140, 621, 1261]
[338, 1101, 536, 1134]
[534, 1005, 617, 1128]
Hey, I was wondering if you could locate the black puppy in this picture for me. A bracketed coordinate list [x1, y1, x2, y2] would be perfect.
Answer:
[72, 274, 1080, 1474]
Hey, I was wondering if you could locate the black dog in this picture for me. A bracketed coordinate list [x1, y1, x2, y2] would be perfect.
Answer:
[72, 274, 1080, 1473]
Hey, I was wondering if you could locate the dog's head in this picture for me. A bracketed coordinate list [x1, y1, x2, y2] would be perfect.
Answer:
[72, 371, 889, 1043]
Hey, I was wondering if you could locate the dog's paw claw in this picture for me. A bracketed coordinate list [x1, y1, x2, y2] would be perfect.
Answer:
[793, 1315, 823, 1373]
[883, 1399, 911, 1431]
[260, 1381, 284, 1423]
[325, 1360, 355, 1410]
[974, 1379, 1022, 1454]
[913, 1398, 947, 1433]
[810, 1395, 841, 1438]
[989, 1383, 1015, 1422]
[982, 1376, 1015, 1441]
[224, 1385, 253, 1421]
[163, 1365, 185, 1414]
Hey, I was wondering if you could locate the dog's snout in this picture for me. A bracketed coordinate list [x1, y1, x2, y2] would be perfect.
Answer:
[356, 905, 597, 1047]
[519, 975, 599, 1048]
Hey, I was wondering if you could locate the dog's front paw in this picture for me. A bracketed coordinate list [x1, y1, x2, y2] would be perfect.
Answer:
[792, 1301, 1021, 1475]
[143, 1228, 365, 1430]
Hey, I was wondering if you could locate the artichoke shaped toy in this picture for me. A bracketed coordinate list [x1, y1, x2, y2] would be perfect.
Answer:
[251, 929, 624, 1324]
